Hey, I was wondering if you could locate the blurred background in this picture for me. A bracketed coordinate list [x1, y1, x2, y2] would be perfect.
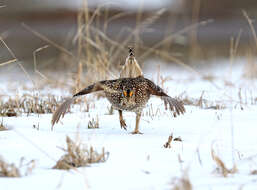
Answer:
[1, 0, 257, 74]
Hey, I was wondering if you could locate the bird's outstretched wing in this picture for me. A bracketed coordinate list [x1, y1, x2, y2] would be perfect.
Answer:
[162, 96, 185, 117]
[51, 82, 105, 129]
[145, 78, 186, 117]
[51, 97, 74, 129]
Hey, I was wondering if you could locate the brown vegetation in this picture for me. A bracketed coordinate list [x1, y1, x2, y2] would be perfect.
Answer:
[88, 116, 99, 129]
[0, 157, 35, 177]
[0, 95, 61, 116]
[0, 120, 8, 131]
[171, 168, 192, 190]
[211, 148, 237, 177]
[53, 136, 108, 170]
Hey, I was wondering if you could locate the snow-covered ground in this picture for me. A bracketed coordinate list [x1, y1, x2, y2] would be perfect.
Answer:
[0, 59, 257, 190]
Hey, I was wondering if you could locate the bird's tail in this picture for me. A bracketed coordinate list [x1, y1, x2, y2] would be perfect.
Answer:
[120, 47, 143, 78]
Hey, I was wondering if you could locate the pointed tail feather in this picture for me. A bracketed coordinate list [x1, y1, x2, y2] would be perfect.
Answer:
[120, 47, 143, 78]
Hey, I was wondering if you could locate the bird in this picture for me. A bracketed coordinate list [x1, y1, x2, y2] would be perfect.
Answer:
[51, 76, 185, 134]
[105, 46, 143, 115]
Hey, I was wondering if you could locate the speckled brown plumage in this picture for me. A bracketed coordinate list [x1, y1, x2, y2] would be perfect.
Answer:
[52, 76, 185, 134]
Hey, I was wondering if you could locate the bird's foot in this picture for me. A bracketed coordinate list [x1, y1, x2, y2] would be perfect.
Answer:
[120, 119, 127, 130]
[131, 130, 143, 135]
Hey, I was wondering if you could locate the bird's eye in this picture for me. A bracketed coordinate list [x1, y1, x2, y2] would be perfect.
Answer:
[129, 91, 133, 97]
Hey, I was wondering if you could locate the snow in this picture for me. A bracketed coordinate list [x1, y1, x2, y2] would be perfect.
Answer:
[1, 59, 257, 189]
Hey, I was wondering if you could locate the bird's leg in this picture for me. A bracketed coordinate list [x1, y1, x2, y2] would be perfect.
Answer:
[119, 110, 127, 130]
[131, 112, 143, 134]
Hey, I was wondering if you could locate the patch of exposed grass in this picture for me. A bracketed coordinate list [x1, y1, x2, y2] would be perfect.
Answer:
[164, 133, 173, 148]
[106, 106, 114, 115]
[0, 157, 35, 177]
[250, 170, 257, 175]
[179, 93, 227, 110]
[164, 134, 182, 148]
[202, 74, 215, 82]
[0, 158, 20, 177]
[53, 136, 108, 170]
[0, 120, 8, 131]
[88, 116, 99, 129]
[171, 168, 192, 190]
[0, 95, 61, 116]
[0, 106, 17, 117]
[211, 147, 237, 177]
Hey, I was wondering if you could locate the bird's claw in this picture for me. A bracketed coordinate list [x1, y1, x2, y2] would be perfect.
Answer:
[131, 130, 143, 135]
[120, 119, 127, 130]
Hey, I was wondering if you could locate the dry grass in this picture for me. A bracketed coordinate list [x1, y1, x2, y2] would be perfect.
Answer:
[88, 116, 99, 129]
[17, 0, 232, 103]
[163, 133, 173, 148]
[201, 74, 216, 82]
[69, 0, 206, 92]
[0, 107, 17, 117]
[72, 1, 123, 92]
[179, 93, 226, 110]
[0, 157, 35, 177]
[143, 103, 162, 119]
[242, 11, 257, 79]
[53, 136, 108, 170]
[0, 157, 20, 177]
[164, 133, 182, 148]
[171, 168, 192, 190]
[243, 50, 257, 79]
[0, 120, 8, 131]
[250, 170, 257, 175]
[211, 147, 237, 177]
[106, 105, 114, 115]
[243, 10, 257, 52]
[0, 95, 61, 116]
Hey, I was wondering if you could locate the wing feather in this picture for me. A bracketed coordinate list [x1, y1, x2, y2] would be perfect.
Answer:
[51, 81, 106, 130]
[163, 96, 185, 116]
[145, 78, 186, 116]
[51, 97, 75, 129]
